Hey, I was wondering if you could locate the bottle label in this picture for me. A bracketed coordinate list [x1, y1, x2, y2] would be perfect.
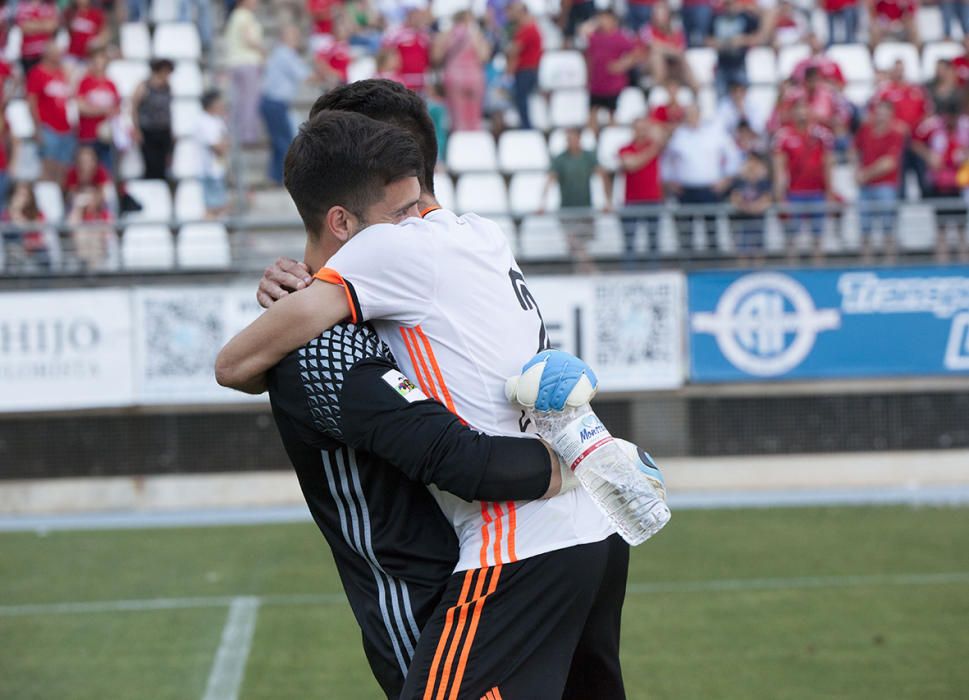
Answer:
[552, 413, 614, 472]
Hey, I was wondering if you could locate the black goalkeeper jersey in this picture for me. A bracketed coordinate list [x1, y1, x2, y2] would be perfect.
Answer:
[267, 323, 551, 698]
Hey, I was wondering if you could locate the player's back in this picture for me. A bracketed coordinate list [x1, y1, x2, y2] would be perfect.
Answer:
[323, 208, 615, 572]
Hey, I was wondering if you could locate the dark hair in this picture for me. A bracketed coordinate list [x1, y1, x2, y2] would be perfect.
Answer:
[309, 79, 437, 194]
[284, 110, 424, 238]
[202, 89, 222, 111]
[150, 58, 175, 74]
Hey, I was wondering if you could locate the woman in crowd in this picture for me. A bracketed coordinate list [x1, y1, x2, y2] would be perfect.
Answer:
[224, 0, 265, 145]
[433, 10, 490, 132]
[3, 182, 50, 269]
[131, 59, 174, 181]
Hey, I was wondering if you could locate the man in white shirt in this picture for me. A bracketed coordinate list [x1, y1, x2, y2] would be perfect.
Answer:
[664, 102, 742, 253]
[196, 90, 229, 218]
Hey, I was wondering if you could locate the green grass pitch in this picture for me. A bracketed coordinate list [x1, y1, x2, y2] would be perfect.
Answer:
[3, 505, 968, 699]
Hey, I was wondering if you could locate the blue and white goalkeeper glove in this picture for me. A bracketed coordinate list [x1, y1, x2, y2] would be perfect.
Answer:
[615, 438, 667, 502]
[504, 350, 599, 412]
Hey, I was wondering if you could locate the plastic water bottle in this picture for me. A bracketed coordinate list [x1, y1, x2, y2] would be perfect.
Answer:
[534, 405, 671, 546]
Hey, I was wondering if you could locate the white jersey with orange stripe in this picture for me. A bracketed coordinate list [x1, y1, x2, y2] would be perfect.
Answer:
[320, 207, 615, 572]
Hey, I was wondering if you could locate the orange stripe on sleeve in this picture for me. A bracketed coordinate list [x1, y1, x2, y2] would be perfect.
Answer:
[423, 570, 475, 700]
[448, 567, 502, 700]
[479, 503, 492, 569]
[492, 687, 504, 700]
[437, 569, 488, 700]
[415, 326, 457, 414]
[491, 502, 504, 566]
[399, 328, 436, 400]
[313, 267, 359, 324]
[505, 502, 518, 563]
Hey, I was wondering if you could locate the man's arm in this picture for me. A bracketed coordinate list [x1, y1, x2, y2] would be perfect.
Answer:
[215, 281, 351, 393]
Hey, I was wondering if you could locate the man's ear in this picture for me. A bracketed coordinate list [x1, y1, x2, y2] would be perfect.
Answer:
[324, 205, 354, 243]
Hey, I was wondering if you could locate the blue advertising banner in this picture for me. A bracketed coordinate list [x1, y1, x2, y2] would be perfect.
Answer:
[688, 267, 969, 382]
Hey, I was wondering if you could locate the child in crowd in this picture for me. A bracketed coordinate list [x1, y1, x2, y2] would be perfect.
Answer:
[196, 90, 230, 219]
[729, 151, 772, 265]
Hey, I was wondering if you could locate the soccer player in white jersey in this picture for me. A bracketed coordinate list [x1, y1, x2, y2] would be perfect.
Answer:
[217, 81, 643, 699]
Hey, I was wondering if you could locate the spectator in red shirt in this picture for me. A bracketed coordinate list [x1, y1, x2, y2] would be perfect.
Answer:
[76, 48, 119, 171]
[939, 1, 969, 40]
[65, 144, 112, 203]
[65, 0, 107, 67]
[307, 0, 342, 37]
[619, 116, 671, 258]
[953, 34, 969, 85]
[315, 17, 352, 88]
[27, 42, 75, 184]
[382, 8, 431, 93]
[791, 34, 846, 88]
[67, 184, 114, 270]
[507, 2, 543, 130]
[638, 2, 696, 91]
[772, 97, 835, 263]
[868, 0, 920, 49]
[584, 9, 636, 131]
[873, 58, 929, 195]
[15, 0, 58, 75]
[822, 0, 860, 45]
[912, 99, 969, 261]
[853, 100, 906, 261]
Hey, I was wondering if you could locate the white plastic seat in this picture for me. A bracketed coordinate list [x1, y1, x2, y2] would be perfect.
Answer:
[509, 172, 559, 215]
[433, 171, 455, 211]
[347, 56, 376, 83]
[120, 22, 151, 61]
[106, 60, 150, 99]
[586, 215, 625, 257]
[845, 82, 874, 107]
[825, 44, 874, 83]
[150, 0, 179, 25]
[118, 148, 145, 180]
[177, 222, 231, 268]
[524, 0, 549, 16]
[538, 50, 587, 91]
[746, 86, 777, 132]
[745, 46, 778, 85]
[537, 15, 563, 52]
[123, 180, 173, 223]
[547, 127, 596, 156]
[455, 173, 508, 215]
[171, 138, 203, 179]
[526, 92, 550, 131]
[917, 5, 946, 44]
[647, 85, 695, 108]
[597, 125, 633, 172]
[431, 0, 473, 19]
[153, 23, 201, 61]
[777, 43, 811, 80]
[615, 87, 647, 124]
[685, 47, 717, 87]
[174, 179, 206, 222]
[921, 41, 963, 81]
[549, 89, 590, 128]
[873, 41, 921, 83]
[171, 61, 203, 98]
[446, 131, 498, 173]
[33, 181, 64, 222]
[122, 224, 175, 269]
[172, 99, 203, 139]
[4, 26, 21, 63]
[518, 215, 569, 261]
[498, 130, 550, 172]
[5, 100, 35, 139]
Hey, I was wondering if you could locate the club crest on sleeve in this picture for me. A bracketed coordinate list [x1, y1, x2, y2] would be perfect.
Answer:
[382, 369, 428, 403]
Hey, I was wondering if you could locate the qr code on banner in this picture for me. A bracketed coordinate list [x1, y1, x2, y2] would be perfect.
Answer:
[142, 296, 224, 379]
[594, 279, 674, 368]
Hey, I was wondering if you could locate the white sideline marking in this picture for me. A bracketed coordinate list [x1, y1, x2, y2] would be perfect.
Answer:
[2, 572, 968, 619]
[201, 596, 260, 700]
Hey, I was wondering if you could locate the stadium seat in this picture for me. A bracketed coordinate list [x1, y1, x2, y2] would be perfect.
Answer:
[123, 180, 173, 223]
[171, 61, 204, 98]
[917, 5, 947, 43]
[845, 82, 874, 107]
[4, 26, 21, 63]
[121, 224, 176, 269]
[150, 0, 179, 25]
[118, 148, 145, 181]
[174, 179, 206, 222]
[745, 46, 778, 86]
[527, 92, 551, 131]
[698, 88, 717, 120]
[537, 16, 563, 51]
[747, 86, 778, 125]
[120, 22, 151, 61]
[615, 87, 647, 124]
[455, 173, 507, 215]
[538, 50, 587, 91]
[591, 173, 625, 210]
[549, 89, 590, 128]
[547, 127, 596, 156]
[171, 139, 203, 179]
[172, 99, 203, 139]
[831, 163, 859, 202]
[921, 41, 963, 81]
[647, 85, 694, 108]
[509, 172, 559, 215]
[498, 130, 550, 172]
[446, 131, 498, 173]
[433, 172, 455, 211]
[347, 56, 376, 83]
[5, 100, 35, 139]
[685, 47, 717, 87]
[825, 44, 874, 83]
[431, 0, 473, 20]
[777, 43, 811, 80]
[177, 222, 231, 268]
[597, 125, 632, 172]
[33, 181, 64, 222]
[153, 23, 202, 61]
[518, 216, 569, 261]
[524, 0, 549, 16]
[106, 60, 150, 99]
[586, 215, 625, 257]
[873, 41, 921, 83]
